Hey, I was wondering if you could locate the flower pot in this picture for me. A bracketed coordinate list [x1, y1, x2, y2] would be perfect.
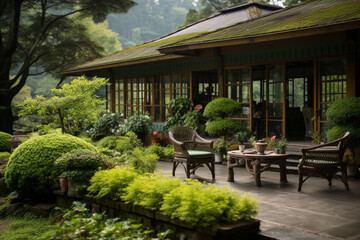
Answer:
[279, 147, 286, 154]
[255, 140, 267, 155]
[214, 153, 223, 163]
[59, 177, 68, 193]
[274, 148, 280, 154]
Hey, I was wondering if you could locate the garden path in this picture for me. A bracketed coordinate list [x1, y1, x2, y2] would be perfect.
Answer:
[156, 161, 360, 240]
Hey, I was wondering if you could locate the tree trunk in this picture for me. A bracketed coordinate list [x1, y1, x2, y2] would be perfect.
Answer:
[0, 83, 14, 134]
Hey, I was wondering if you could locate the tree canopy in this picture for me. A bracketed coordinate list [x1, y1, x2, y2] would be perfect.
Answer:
[0, 0, 135, 134]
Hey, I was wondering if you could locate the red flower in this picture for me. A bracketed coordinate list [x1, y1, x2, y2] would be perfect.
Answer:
[195, 104, 203, 112]
[271, 136, 276, 141]
[153, 131, 158, 136]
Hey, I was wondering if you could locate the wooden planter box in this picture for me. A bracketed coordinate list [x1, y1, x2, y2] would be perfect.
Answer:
[54, 191, 260, 240]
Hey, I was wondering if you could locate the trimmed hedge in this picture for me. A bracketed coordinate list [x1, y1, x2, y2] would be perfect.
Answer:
[205, 119, 243, 137]
[326, 125, 360, 143]
[0, 132, 12, 152]
[203, 98, 242, 119]
[5, 133, 97, 198]
[326, 97, 360, 125]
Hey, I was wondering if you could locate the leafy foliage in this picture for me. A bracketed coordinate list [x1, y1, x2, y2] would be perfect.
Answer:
[143, 145, 174, 158]
[52, 201, 170, 240]
[19, 76, 108, 135]
[123, 174, 182, 211]
[125, 115, 152, 140]
[0, 132, 12, 152]
[90, 111, 124, 140]
[5, 133, 97, 198]
[327, 125, 360, 144]
[213, 138, 227, 155]
[0, 152, 11, 162]
[161, 179, 258, 227]
[164, 98, 193, 132]
[96, 132, 142, 153]
[53, 149, 107, 182]
[116, 148, 158, 174]
[87, 167, 139, 200]
[326, 97, 360, 125]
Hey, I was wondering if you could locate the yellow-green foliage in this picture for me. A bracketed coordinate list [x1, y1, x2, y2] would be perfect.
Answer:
[227, 144, 239, 151]
[143, 144, 174, 158]
[0, 132, 12, 152]
[87, 166, 139, 200]
[123, 174, 182, 211]
[117, 148, 158, 174]
[0, 152, 11, 161]
[5, 133, 97, 198]
[161, 180, 258, 227]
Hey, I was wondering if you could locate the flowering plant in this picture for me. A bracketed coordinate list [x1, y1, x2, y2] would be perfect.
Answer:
[152, 131, 158, 136]
[277, 137, 288, 149]
[266, 135, 279, 149]
[213, 138, 227, 155]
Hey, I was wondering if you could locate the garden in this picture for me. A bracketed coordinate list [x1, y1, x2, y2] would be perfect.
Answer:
[0, 77, 261, 239]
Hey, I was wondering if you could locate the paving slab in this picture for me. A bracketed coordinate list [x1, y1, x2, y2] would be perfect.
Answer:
[156, 161, 360, 240]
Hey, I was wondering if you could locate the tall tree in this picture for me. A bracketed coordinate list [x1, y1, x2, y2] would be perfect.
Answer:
[0, 0, 135, 134]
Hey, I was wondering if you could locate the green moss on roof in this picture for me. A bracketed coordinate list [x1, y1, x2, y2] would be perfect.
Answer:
[169, 0, 360, 46]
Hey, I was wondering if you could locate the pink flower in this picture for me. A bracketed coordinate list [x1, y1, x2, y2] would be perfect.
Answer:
[271, 136, 276, 141]
[153, 131, 158, 136]
[195, 104, 203, 112]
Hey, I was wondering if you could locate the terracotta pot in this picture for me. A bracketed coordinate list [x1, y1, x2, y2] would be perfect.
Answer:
[255, 140, 267, 155]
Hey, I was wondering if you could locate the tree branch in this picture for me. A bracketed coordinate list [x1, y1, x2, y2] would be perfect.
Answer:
[5, 0, 22, 56]
[10, 67, 29, 97]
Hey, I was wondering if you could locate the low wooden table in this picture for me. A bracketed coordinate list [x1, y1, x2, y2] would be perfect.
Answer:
[227, 150, 288, 187]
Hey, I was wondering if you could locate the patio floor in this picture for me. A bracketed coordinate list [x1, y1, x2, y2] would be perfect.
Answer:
[156, 161, 360, 240]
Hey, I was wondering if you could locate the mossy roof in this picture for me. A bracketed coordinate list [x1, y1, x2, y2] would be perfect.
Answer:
[63, 32, 206, 73]
[161, 0, 360, 49]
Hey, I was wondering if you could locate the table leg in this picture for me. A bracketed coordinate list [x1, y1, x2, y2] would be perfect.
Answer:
[279, 158, 288, 184]
[252, 159, 261, 187]
[227, 154, 235, 182]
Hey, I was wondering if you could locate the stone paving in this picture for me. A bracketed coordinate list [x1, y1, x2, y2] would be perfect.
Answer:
[156, 161, 360, 240]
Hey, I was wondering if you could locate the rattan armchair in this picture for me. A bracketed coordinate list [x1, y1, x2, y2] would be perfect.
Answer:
[169, 126, 215, 180]
[298, 132, 350, 191]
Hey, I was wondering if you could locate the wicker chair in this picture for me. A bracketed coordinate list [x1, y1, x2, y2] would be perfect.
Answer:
[298, 132, 350, 191]
[169, 126, 215, 180]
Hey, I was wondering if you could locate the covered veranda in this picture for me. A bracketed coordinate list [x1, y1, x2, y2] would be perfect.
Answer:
[156, 160, 360, 240]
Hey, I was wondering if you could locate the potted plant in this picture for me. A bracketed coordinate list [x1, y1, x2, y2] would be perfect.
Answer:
[54, 149, 107, 197]
[277, 137, 288, 154]
[234, 128, 251, 152]
[213, 138, 227, 163]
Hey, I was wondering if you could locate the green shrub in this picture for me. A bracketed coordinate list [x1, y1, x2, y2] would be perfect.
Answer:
[117, 148, 158, 174]
[203, 98, 242, 119]
[143, 144, 174, 158]
[53, 149, 107, 182]
[52, 201, 170, 240]
[164, 98, 193, 132]
[326, 97, 360, 125]
[161, 180, 258, 227]
[326, 125, 360, 143]
[205, 119, 242, 137]
[87, 167, 139, 200]
[123, 174, 182, 211]
[5, 133, 97, 198]
[97, 132, 142, 153]
[90, 111, 124, 140]
[0, 152, 11, 161]
[0, 132, 12, 152]
[125, 115, 152, 140]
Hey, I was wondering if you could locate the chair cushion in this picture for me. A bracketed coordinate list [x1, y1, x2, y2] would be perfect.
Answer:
[299, 159, 337, 165]
[187, 150, 213, 159]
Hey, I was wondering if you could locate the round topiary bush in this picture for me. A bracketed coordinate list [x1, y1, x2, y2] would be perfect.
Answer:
[206, 119, 243, 137]
[326, 97, 360, 125]
[0, 131, 12, 152]
[326, 125, 360, 143]
[5, 133, 97, 199]
[203, 98, 242, 119]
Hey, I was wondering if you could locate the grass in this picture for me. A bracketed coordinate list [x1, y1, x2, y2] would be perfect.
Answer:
[0, 213, 55, 240]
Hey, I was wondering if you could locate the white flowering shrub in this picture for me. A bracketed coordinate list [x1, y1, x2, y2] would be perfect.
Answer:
[90, 110, 124, 140]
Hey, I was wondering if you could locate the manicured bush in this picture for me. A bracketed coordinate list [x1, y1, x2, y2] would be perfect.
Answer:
[123, 174, 182, 211]
[97, 132, 142, 153]
[206, 119, 242, 137]
[5, 133, 97, 198]
[90, 111, 124, 141]
[53, 149, 107, 182]
[125, 115, 152, 140]
[87, 167, 139, 200]
[0, 152, 11, 161]
[326, 125, 360, 143]
[161, 180, 258, 227]
[326, 97, 360, 125]
[203, 98, 242, 119]
[0, 131, 12, 152]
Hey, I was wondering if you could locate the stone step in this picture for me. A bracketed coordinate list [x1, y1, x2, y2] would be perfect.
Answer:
[258, 227, 338, 240]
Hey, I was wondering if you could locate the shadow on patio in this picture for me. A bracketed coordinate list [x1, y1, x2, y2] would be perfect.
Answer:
[156, 161, 360, 240]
